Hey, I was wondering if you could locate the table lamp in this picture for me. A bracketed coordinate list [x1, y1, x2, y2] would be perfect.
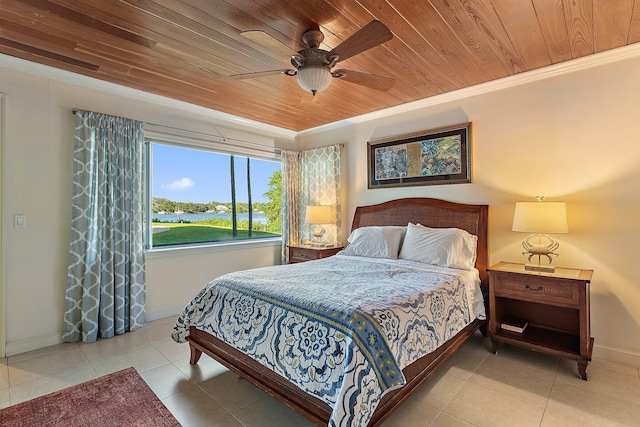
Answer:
[305, 205, 333, 245]
[512, 197, 568, 272]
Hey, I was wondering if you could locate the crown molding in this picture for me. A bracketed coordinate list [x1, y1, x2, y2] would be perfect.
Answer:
[4, 41, 640, 140]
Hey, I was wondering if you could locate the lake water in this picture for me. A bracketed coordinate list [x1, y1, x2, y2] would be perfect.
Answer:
[153, 212, 267, 224]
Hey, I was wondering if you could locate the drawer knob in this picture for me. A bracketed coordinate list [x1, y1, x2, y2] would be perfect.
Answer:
[524, 284, 544, 291]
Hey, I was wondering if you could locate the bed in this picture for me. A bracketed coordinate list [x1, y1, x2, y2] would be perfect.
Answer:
[172, 198, 489, 426]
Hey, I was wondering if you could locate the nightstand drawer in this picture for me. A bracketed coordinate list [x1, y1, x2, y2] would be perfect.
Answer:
[290, 247, 318, 262]
[288, 245, 343, 264]
[494, 274, 578, 306]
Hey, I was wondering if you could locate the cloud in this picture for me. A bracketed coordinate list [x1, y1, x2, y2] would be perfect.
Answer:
[165, 177, 195, 190]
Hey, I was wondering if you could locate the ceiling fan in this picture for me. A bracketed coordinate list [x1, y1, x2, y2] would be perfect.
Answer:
[230, 20, 395, 96]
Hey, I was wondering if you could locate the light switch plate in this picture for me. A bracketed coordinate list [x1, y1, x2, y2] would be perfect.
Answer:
[14, 214, 26, 229]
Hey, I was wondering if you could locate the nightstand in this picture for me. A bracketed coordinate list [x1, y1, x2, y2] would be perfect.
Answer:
[487, 261, 594, 380]
[288, 244, 343, 263]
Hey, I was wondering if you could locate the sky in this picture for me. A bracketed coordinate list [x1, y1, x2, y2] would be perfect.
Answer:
[152, 144, 281, 204]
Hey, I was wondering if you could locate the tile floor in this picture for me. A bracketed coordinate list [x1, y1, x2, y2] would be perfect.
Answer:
[1, 316, 639, 426]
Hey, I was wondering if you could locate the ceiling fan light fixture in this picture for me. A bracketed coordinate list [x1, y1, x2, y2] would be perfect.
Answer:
[296, 66, 332, 95]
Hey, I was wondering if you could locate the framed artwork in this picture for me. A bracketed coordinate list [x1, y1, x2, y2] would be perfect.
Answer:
[368, 123, 471, 189]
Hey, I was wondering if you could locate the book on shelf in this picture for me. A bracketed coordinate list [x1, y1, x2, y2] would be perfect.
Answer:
[501, 317, 528, 333]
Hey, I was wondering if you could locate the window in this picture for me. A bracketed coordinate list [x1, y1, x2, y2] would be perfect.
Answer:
[145, 140, 282, 249]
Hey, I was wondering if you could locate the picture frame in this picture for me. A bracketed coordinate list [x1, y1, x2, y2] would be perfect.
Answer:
[367, 122, 472, 189]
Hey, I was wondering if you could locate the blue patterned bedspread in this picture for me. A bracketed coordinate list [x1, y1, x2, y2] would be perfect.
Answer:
[172, 255, 480, 426]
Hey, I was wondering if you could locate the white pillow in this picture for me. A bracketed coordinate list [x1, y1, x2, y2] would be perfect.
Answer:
[340, 226, 406, 259]
[398, 223, 477, 270]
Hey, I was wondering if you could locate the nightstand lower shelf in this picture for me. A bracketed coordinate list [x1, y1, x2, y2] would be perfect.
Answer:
[492, 325, 581, 356]
[491, 326, 594, 380]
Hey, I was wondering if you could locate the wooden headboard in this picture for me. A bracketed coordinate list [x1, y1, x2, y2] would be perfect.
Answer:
[351, 198, 489, 299]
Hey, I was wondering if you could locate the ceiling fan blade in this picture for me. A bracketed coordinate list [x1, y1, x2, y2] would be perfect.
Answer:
[333, 69, 395, 91]
[241, 30, 299, 57]
[227, 69, 293, 80]
[328, 20, 392, 62]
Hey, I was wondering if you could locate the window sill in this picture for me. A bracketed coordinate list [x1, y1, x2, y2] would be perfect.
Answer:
[144, 237, 282, 259]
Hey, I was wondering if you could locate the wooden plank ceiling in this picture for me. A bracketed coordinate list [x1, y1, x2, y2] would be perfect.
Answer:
[2, 0, 640, 132]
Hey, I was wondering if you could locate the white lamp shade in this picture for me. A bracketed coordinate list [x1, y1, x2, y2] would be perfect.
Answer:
[296, 67, 332, 93]
[305, 205, 333, 224]
[512, 202, 568, 233]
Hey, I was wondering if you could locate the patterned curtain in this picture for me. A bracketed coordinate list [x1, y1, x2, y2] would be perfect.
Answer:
[282, 144, 342, 261]
[281, 149, 300, 262]
[62, 110, 146, 343]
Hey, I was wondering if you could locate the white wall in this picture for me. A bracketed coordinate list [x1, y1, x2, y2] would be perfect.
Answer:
[0, 56, 294, 355]
[298, 53, 640, 365]
[144, 243, 281, 319]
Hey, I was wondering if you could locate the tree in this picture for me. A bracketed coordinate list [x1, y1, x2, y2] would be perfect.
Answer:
[262, 168, 282, 233]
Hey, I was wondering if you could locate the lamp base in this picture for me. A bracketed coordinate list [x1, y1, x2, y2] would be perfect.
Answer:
[524, 263, 556, 273]
[521, 234, 560, 274]
[311, 224, 326, 245]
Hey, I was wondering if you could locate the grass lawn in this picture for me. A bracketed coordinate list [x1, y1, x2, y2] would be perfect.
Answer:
[152, 222, 280, 246]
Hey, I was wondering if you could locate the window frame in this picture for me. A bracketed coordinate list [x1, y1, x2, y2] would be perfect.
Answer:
[143, 130, 282, 254]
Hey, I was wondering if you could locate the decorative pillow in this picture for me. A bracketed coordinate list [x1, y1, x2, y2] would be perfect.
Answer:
[340, 226, 406, 259]
[398, 223, 478, 270]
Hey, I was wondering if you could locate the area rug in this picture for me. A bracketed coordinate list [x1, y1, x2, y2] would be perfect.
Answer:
[0, 367, 181, 426]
